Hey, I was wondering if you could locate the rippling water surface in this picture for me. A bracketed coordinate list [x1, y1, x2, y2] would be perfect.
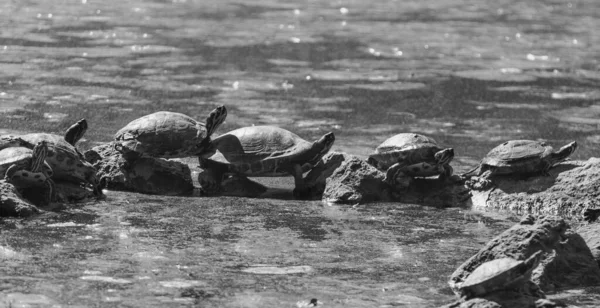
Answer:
[1, 0, 600, 307]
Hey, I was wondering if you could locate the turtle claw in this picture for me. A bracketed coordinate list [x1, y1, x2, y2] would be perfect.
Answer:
[466, 176, 493, 190]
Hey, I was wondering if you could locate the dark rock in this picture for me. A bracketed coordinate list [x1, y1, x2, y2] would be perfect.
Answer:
[0, 180, 39, 217]
[470, 159, 600, 219]
[577, 223, 600, 268]
[197, 171, 268, 198]
[304, 152, 471, 206]
[304, 152, 392, 203]
[449, 215, 600, 294]
[84, 143, 194, 196]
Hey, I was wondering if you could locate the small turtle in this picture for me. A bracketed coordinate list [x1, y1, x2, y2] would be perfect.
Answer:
[114, 105, 227, 158]
[462, 140, 577, 190]
[458, 250, 544, 299]
[199, 126, 335, 198]
[9, 119, 103, 197]
[0, 141, 55, 205]
[367, 133, 454, 187]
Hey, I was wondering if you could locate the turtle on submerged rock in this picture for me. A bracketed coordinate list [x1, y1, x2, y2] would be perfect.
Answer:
[458, 250, 544, 300]
[0, 141, 55, 206]
[114, 105, 227, 159]
[462, 140, 577, 190]
[367, 133, 454, 188]
[198, 126, 335, 199]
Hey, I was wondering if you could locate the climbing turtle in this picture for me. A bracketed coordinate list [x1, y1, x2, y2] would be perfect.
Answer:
[0, 141, 55, 206]
[114, 105, 227, 158]
[458, 251, 544, 299]
[198, 126, 335, 198]
[367, 133, 454, 187]
[462, 140, 577, 190]
[1, 119, 103, 197]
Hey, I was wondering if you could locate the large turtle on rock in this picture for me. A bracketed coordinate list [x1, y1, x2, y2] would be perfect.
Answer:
[367, 133, 454, 187]
[198, 126, 335, 198]
[462, 140, 577, 190]
[458, 250, 544, 299]
[0, 119, 103, 197]
[114, 106, 227, 159]
[0, 141, 55, 206]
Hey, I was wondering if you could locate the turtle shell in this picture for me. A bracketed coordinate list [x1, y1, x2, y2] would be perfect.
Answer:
[459, 251, 543, 298]
[481, 140, 553, 174]
[19, 133, 98, 191]
[205, 126, 327, 176]
[369, 133, 444, 170]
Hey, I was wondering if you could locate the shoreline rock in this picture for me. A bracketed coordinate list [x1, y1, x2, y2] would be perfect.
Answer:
[0, 180, 39, 217]
[470, 159, 600, 219]
[84, 143, 194, 196]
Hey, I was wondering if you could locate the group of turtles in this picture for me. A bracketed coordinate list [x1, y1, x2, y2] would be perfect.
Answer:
[0, 104, 579, 204]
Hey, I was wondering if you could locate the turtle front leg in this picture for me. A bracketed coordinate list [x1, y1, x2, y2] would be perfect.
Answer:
[4, 164, 18, 181]
[291, 164, 312, 199]
[383, 162, 409, 186]
[198, 158, 228, 194]
[467, 168, 494, 190]
[42, 178, 56, 206]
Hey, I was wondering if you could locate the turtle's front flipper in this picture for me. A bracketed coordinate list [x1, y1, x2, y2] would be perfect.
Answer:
[467, 169, 494, 190]
[291, 164, 311, 199]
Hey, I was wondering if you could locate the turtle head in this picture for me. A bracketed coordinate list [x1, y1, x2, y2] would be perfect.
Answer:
[64, 118, 88, 146]
[0, 135, 31, 151]
[551, 141, 577, 163]
[308, 132, 335, 165]
[204, 105, 227, 138]
[31, 141, 49, 172]
[434, 148, 454, 165]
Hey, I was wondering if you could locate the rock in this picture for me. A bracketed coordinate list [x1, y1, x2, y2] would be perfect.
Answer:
[84, 143, 194, 196]
[304, 152, 393, 203]
[304, 152, 471, 206]
[577, 223, 600, 268]
[470, 159, 600, 219]
[440, 292, 560, 308]
[449, 215, 600, 294]
[0, 180, 39, 217]
[197, 171, 268, 198]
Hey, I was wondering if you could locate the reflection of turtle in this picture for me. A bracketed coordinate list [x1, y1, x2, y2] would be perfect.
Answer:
[463, 140, 577, 190]
[13, 119, 103, 197]
[458, 251, 543, 299]
[0, 141, 55, 206]
[367, 133, 454, 187]
[114, 106, 227, 158]
[199, 126, 335, 198]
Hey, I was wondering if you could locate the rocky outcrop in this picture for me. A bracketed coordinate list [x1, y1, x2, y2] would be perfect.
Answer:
[440, 292, 560, 308]
[304, 152, 393, 203]
[0, 180, 39, 217]
[470, 159, 600, 219]
[577, 223, 600, 268]
[449, 215, 600, 294]
[84, 143, 194, 196]
[304, 152, 470, 206]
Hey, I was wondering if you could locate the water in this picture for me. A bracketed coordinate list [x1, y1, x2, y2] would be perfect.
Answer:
[1, 0, 600, 307]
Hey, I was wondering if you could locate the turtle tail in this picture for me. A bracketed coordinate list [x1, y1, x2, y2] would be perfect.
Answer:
[205, 105, 228, 138]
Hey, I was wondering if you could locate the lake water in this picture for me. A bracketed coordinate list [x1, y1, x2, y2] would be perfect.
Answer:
[1, 0, 600, 307]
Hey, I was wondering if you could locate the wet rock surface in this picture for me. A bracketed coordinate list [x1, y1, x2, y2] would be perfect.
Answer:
[449, 215, 600, 295]
[470, 159, 600, 219]
[304, 152, 470, 206]
[84, 143, 194, 196]
[0, 180, 39, 217]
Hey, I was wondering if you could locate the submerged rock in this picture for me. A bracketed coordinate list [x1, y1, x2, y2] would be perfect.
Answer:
[0, 180, 39, 217]
[84, 143, 194, 196]
[449, 215, 600, 295]
[304, 152, 393, 203]
[470, 159, 600, 219]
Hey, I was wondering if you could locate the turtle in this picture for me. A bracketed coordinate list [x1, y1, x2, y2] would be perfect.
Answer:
[114, 105, 227, 159]
[367, 133, 454, 187]
[198, 126, 335, 198]
[462, 140, 577, 190]
[5, 119, 104, 197]
[458, 250, 544, 299]
[0, 141, 55, 206]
